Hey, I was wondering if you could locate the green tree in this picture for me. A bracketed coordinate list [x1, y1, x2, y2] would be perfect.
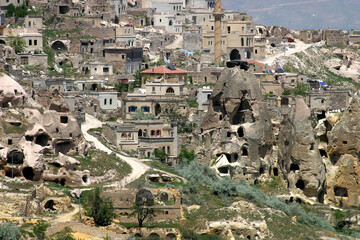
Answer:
[6, 36, 26, 53]
[293, 82, 310, 97]
[129, 69, 143, 91]
[14, 4, 29, 18]
[0, 224, 21, 240]
[129, 189, 157, 228]
[115, 82, 129, 92]
[154, 148, 168, 162]
[6, 4, 16, 17]
[178, 145, 196, 163]
[32, 220, 50, 240]
[83, 188, 116, 226]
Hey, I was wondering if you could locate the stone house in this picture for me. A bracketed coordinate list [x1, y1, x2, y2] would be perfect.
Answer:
[201, 12, 256, 61]
[349, 30, 360, 45]
[102, 188, 182, 223]
[309, 90, 351, 112]
[323, 29, 349, 46]
[19, 33, 43, 52]
[81, 62, 113, 80]
[17, 53, 48, 68]
[84, 91, 118, 111]
[115, 25, 137, 47]
[185, 0, 215, 9]
[102, 120, 177, 158]
[0, 0, 24, 10]
[153, 13, 183, 34]
[197, 86, 212, 111]
[102, 47, 142, 74]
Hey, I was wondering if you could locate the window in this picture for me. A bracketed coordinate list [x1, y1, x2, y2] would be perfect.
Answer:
[166, 87, 175, 94]
[28, 21, 31, 27]
[122, 55, 125, 59]
[104, 99, 107, 105]
[159, 19, 162, 23]
[151, 130, 155, 136]
[103, 67, 109, 73]
[128, 106, 137, 112]
[255, 49, 258, 54]
[29, 40, 32, 45]
[141, 106, 150, 112]
[109, 98, 112, 105]
[152, 87, 155, 92]
[156, 130, 161, 136]
[60, 116, 68, 124]
[227, 26, 231, 33]
[34, 40, 37, 45]
[211, 26, 214, 30]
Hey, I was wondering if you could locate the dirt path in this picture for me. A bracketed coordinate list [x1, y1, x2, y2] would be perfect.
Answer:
[51, 203, 79, 223]
[261, 39, 312, 66]
[81, 114, 150, 187]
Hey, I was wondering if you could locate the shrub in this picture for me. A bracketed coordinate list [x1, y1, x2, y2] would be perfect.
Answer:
[32, 220, 50, 240]
[84, 188, 116, 226]
[0, 224, 21, 240]
[177, 145, 196, 164]
[154, 148, 168, 162]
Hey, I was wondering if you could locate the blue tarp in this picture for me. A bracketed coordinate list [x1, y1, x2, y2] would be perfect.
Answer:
[319, 81, 327, 87]
[179, 49, 194, 55]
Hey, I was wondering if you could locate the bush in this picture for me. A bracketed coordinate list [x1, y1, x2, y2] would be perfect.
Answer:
[84, 188, 116, 226]
[177, 145, 196, 164]
[47, 227, 75, 240]
[6, 36, 26, 53]
[154, 148, 168, 162]
[32, 220, 50, 240]
[0, 224, 21, 240]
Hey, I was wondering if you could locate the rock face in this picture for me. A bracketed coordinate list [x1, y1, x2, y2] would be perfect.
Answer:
[319, 96, 360, 207]
[278, 97, 326, 200]
[0, 74, 26, 107]
[199, 67, 274, 182]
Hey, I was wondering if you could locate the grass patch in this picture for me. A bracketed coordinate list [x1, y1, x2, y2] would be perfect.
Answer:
[70, 150, 131, 178]
[187, 99, 198, 108]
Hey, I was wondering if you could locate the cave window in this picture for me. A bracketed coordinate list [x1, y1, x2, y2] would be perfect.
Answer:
[25, 135, 34, 141]
[227, 132, 231, 138]
[82, 175, 88, 183]
[319, 149, 327, 157]
[273, 167, 279, 176]
[334, 187, 348, 197]
[296, 179, 305, 190]
[310, 143, 314, 150]
[69, 133, 72, 137]
[44, 200, 56, 211]
[8, 139, 12, 145]
[56, 128, 59, 133]
[22, 167, 35, 180]
[241, 146, 248, 156]
[343, 141, 347, 145]
[238, 127, 244, 137]
[60, 178, 66, 186]
[35, 134, 49, 147]
[218, 167, 229, 174]
[285, 140, 289, 146]
[60, 116, 68, 124]
[260, 167, 264, 174]
[290, 164, 300, 171]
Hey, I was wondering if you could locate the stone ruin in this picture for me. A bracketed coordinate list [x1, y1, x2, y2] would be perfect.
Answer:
[198, 67, 275, 183]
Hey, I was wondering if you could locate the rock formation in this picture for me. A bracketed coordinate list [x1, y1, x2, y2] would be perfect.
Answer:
[278, 96, 326, 200]
[199, 67, 275, 183]
[318, 96, 360, 206]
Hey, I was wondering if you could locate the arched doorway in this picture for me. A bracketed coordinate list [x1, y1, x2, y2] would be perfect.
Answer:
[230, 49, 240, 61]
[155, 103, 161, 116]
[51, 41, 67, 51]
[246, 50, 251, 59]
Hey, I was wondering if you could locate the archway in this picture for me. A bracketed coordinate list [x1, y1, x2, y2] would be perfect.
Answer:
[246, 50, 251, 59]
[138, 129, 143, 137]
[0, 40, 5, 44]
[166, 87, 175, 94]
[51, 41, 67, 51]
[230, 49, 240, 61]
[59, 5, 70, 14]
[22, 167, 35, 180]
[155, 103, 161, 116]
[44, 200, 56, 211]
[7, 150, 24, 164]
[160, 192, 169, 201]
[166, 233, 177, 240]
[136, 189, 154, 206]
[148, 233, 160, 240]
[35, 134, 49, 147]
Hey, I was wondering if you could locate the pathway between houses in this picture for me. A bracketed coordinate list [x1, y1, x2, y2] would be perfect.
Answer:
[81, 113, 150, 187]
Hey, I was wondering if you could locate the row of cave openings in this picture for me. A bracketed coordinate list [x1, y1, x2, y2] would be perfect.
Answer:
[212, 93, 254, 126]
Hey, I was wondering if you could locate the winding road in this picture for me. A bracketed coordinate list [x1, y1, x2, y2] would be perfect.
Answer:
[81, 113, 150, 187]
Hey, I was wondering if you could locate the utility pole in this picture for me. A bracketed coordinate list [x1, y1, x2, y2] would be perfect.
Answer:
[213, 0, 223, 65]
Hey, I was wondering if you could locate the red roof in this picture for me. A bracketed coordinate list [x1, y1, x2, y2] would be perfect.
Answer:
[242, 59, 276, 72]
[142, 66, 187, 75]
